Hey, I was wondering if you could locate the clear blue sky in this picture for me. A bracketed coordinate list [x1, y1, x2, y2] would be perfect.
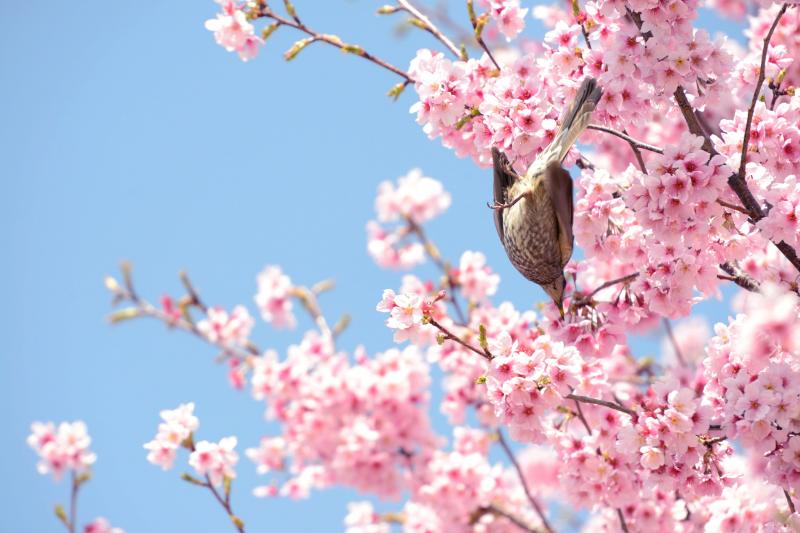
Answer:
[0, 2, 744, 532]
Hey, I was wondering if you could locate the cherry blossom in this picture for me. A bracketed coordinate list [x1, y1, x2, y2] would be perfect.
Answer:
[28, 421, 96, 481]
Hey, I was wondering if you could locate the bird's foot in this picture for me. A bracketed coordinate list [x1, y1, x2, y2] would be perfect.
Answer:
[486, 192, 527, 211]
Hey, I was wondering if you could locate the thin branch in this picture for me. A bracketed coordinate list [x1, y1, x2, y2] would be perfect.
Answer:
[68, 473, 79, 533]
[407, 217, 468, 324]
[476, 505, 540, 533]
[496, 430, 556, 533]
[467, 0, 501, 70]
[738, 4, 789, 181]
[662, 319, 687, 367]
[785, 489, 796, 514]
[573, 399, 593, 434]
[573, 273, 640, 306]
[397, 0, 464, 59]
[617, 508, 630, 533]
[202, 476, 245, 533]
[566, 394, 636, 417]
[586, 125, 664, 154]
[719, 262, 761, 293]
[716, 199, 751, 215]
[427, 317, 492, 360]
[254, 3, 414, 84]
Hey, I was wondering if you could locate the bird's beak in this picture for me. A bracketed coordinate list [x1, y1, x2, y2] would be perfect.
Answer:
[557, 302, 565, 320]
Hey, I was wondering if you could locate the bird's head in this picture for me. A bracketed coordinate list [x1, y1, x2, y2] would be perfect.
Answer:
[543, 276, 567, 319]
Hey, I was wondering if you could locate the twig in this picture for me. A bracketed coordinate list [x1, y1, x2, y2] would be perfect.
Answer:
[573, 399, 592, 434]
[719, 262, 761, 293]
[397, 0, 465, 59]
[406, 217, 468, 324]
[617, 508, 630, 533]
[662, 319, 687, 367]
[573, 273, 640, 306]
[476, 505, 540, 532]
[738, 4, 789, 181]
[785, 489, 796, 514]
[427, 317, 492, 360]
[467, 0, 501, 70]
[254, 3, 414, 84]
[203, 476, 245, 533]
[496, 430, 556, 533]
[566, 394, 636, 417]
[716, 199, 751, 215]
[586, 125, 664, 154]
[68, 472, 79, 533]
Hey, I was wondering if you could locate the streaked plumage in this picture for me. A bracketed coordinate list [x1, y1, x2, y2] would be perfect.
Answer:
[491, 78, 603, 314]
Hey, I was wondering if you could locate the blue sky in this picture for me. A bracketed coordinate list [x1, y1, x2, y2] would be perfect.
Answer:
[0, 2, 745, 531]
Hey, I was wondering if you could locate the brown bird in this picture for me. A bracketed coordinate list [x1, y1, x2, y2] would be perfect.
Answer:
[491, 78, 603, 316]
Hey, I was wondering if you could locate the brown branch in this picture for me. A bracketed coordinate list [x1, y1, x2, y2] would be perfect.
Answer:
[68, 473, 79, 533]
[397, 0, 465, 59]
[427, 317, 492, 360]
[573, 273, 640, 306]
[716, 199, 751, 215]
[497, 430, 556, 533]
[586, 125, 664, 154]
[785, 489, 796, 514]
[719, 262, 761, 293]
[406, 217, 468, 324]
[467, 0, 501, 70]
[738, 4, 789, 181]
[475, 505, 540, 533]
[567, 394, 636, 417]
[254, 3, 414, 84]
[617, 509, 630, 533]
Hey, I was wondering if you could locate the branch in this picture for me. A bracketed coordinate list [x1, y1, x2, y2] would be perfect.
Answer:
[406, 216, 468, 324]
[586, 125, 664, 154]
[572, 273, 640, 306]
[68, 473, 79, 533]
[617, 508, 630, 533]
[625, 3, 800, 274]
[738, 4, 789, 181]
[397, 0, 465, 59]
[785, 489, 796, 514]
[255, 2, 414, 84]
[467, 0, 501, 70]
[566, 394, 636, 417]
[427, 316, 492, 360]
[475, 505, 540, 533]
[718, 262, 761, 293]
[496, 430, 556, 533]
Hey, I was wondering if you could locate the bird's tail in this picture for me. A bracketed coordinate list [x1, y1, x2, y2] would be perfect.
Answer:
[542, 78, 603, 167]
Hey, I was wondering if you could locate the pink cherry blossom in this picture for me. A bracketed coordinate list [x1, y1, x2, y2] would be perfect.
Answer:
[255, 265, 296, 329]
[84, 518, 124, 533]
[197, 305, 253, 346]
[204, 1, 262, 61]
[28, 421, 96, 481]
[189, 436, 239, 487]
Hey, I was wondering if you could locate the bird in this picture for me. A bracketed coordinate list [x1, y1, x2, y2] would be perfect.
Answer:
[490, 78, 603, 317]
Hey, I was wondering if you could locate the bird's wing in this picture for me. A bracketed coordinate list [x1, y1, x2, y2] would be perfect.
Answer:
[545, 162, 574, 268]
[492, 148, 515, 242]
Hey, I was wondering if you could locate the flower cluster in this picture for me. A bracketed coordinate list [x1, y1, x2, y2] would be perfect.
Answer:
[255, 265, 296, 329]
[189, 437, 239, 487]
[143, 403, 199, 470]
[481, 0, 529, 40]
[248, 337, 436, 499]
[452, 251, 499, 302]
[28, 421, 96, 481]
[484, 332, 584, 443]
[205, 1, 261, 61]
[367, 169, 451, 270]
[196, 305, 253, 347]
[144, 403, 238, 488]
[704, 285, 800, 489]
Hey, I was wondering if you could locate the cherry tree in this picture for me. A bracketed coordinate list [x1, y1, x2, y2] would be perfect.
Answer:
[28, 0, 800, 531]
